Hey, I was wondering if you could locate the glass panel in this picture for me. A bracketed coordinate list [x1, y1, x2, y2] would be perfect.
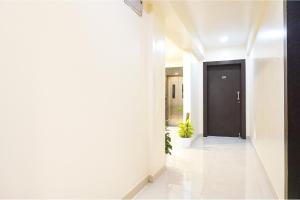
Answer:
[182, 84, 184, 99]
[172, 84, 176, 99]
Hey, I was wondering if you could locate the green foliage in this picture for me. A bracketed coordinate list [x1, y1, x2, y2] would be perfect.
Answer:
[165, 127, 172, 155]
[178, 115, 194, 138]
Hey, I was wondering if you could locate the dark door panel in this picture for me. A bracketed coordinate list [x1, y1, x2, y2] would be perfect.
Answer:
[203, 60, 245, 139]
[207, 65, 241, 137]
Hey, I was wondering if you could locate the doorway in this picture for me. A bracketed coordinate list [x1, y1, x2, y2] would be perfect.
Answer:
[203, 60, 246, 139]
[165, 67, 183, 126]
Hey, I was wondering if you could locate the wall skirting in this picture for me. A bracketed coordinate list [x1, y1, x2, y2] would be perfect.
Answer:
[123, 166, 166, 199]
[148, 166, 166, 183]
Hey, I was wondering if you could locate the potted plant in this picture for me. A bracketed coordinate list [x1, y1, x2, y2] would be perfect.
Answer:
[165, 127, 172, 155]
[178, 113, 194, 148]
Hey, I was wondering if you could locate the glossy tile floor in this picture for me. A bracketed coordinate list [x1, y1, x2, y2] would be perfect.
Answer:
[135, 127, 276, 199]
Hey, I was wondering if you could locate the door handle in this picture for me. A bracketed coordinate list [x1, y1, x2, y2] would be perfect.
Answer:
[237, 91, 240, 101]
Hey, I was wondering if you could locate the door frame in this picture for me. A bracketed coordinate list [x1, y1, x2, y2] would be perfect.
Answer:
[203, 59, 246, 139]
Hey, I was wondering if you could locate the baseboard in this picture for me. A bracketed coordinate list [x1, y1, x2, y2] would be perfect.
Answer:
[123, 175, 149, 199]
[123, 166, 166, 199]
[192, 133, 201, 143]
[148, 166, 166, 183]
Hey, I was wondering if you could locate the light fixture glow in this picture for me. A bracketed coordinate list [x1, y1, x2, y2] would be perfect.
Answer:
[166, 49, 178, 57]
[257, 29, 286, 40]
[219, 36, 229, 43]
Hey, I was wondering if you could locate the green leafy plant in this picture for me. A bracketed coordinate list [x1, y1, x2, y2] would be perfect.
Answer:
[165, 127, 172, 155]
[178, 113, 194, 138]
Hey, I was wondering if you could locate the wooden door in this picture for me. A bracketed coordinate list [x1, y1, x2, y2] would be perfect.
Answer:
[207, 64, 241, 137]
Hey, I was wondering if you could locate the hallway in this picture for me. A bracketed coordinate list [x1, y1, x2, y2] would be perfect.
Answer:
[0, 1, 289, 198]
[135, 128, 276, 199]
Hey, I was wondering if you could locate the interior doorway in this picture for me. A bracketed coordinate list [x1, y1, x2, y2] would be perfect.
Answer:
[203, 60, 246, 139]
[165, 67, 183, 126]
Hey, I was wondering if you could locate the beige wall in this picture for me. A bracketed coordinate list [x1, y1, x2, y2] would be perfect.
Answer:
[0, 1, 165, 198]
[191, 57, 203, 136]
[204, 46, 246, 62]
[165, 38, 184, 68]
[247, 1, 285, 198]
[183, 53, 203, 135]
[146, 10, 166, 177]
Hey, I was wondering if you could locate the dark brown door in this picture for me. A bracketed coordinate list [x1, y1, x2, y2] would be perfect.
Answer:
[207, 64, 241, 137]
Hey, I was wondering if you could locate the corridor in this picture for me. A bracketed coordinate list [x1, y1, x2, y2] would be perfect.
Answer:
[135, 128, 276, 199]
[0, 1, 290, 198]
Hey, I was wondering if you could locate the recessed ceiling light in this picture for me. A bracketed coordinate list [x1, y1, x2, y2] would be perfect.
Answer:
[220, 36, 229, 43]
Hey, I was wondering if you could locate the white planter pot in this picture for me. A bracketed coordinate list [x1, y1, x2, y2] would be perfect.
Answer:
[179, 137, 192, 148]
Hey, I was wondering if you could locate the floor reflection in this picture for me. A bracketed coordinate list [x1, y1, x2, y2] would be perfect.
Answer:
[135, 127, 276, 199]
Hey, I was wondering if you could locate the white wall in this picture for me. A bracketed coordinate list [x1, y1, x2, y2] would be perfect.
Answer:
[204, 46, 246, 62]
[0, 1, 165, 198]
[247, 1, 285, 198]
[191, 57, 203, 136]
[165, 38, 184, 68]
[183, 53, 203, 135]
[183, 54, 192, 118]
[146, 15, 166, 177]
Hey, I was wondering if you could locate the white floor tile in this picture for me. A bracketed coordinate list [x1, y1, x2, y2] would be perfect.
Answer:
[134, 127, 277, 199]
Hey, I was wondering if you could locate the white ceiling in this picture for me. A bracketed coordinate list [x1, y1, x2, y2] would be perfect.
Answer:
[170, 1, 263, 50]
